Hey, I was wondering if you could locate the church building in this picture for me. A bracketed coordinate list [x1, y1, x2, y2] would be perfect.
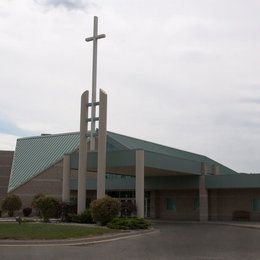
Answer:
[1, 16, 260, 222]
[2, 130, 260, 222]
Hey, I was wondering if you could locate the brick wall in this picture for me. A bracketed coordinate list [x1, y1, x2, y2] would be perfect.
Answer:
[209, 188, 260, 221]
[0, 150, 14, 201]
[11, 161, 63, 208]
[155, 189, 199, 221]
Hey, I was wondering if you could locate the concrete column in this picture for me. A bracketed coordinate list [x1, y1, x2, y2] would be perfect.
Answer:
[135, 150, 144, 218]
[199, 162, 208, 222]
[97, 89, 107, 199]
[77, 91, 89, 214]
[62, 154, 70, 202]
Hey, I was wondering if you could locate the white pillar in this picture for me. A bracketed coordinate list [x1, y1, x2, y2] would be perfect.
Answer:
[62, 154, 70, 202]
[97, 89, 107, 199]
[77, 91, 89, 214]
[135, 150, 144, 218]
[199, 162, 208, 222]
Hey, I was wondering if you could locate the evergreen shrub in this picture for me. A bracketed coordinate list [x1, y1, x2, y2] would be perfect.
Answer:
[34, 196, 59, 222]
[1, 194, 22, 217]
[31, 193, 46, 216]
[90, 196, 120, 225]
[107, 217, 151, 230]
[68, 209, 93, 223]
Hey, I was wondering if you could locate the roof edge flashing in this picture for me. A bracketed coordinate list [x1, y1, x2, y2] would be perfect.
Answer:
[17, 131, 80, 141]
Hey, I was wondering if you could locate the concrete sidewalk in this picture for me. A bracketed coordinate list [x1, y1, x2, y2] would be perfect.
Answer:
[211, 221, 260, 230]
[0, 217, 17, 222]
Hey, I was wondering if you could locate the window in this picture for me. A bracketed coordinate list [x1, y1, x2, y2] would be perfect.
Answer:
[194, 197, 200, 210]
[252, 199, 260, 212]
[166, 198, 176, 211]
[107, 191, 120, 197]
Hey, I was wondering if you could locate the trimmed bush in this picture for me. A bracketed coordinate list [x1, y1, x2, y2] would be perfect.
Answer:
[68, 209, 93, 223]
[1, 194, 22, 217]
[90, 196, 120, 225]
[31, 193, 45, 208]
[34, 196, 59, 222]
[23, 207, 32, 217]
[107, 217, 151, 230]
[31, 193, 46, 216]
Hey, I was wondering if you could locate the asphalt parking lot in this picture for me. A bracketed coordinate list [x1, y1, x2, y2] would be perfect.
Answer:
[1, 222, 260, 260]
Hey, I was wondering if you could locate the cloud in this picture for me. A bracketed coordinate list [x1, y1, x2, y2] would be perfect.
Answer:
[1, 0, 260, 172]
[0, 117, 36, 137]
[0, 133, 18, 151]
[240, 98, 260, 105]
[34, 0, 90, 10]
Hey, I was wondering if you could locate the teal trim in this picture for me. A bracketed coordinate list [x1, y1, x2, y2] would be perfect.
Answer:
[144, 151, 201, 175]
[70, 151, 98, 170]
[107, 150, 135, 168]
[206, 174, 260, 189]
[70, 173, 135, 190]
[70, 150, 136, 170]
[69, 175, 199, 190]
[145, 176, 199, 189]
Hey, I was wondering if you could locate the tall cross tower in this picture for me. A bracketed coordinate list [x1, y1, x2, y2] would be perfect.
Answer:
[77, 16, 108, 214]
[85, 16, 106, 151]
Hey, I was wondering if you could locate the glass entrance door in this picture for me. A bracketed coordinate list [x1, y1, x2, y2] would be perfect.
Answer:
[144, 191, 151, 218]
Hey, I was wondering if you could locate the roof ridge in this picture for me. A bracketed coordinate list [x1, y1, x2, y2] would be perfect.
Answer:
[18, 130, 207, 160]
[18, 131, 80, 141]
[107, 131, 206, 158]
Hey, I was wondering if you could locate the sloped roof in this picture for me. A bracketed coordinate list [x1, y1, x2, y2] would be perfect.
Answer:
[108, 132, 236, 175]
[8, 131, 237, 192]
[108, 132, 207, 161]
[8, 132, 80, 192]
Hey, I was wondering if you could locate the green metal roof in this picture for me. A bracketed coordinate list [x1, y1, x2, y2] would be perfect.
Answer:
[108, 132, 236, 175]
[8, 132, 80, 192]
[9, 131, 237, 192]
[108, 132, 206, 160]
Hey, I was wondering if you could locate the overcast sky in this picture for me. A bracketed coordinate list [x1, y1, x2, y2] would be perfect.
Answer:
[0, 0, 260, 173]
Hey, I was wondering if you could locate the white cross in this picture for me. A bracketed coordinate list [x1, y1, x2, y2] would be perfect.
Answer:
[85, 16, 106, 151]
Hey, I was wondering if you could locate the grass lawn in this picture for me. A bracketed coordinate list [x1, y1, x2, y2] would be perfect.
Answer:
[0, 223, 116, 240]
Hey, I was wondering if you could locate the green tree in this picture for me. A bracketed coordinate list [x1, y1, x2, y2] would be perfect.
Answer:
[34, 196, 59, 222]
[31, 193, 46, 208]
[90, 196, 120, 225]
[1, 194, 22, 217]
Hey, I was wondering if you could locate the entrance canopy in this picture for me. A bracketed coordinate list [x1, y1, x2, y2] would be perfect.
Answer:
[9, 131, 236, 192]
[70, 149, 202, 176]
[70, 131, 236, 177]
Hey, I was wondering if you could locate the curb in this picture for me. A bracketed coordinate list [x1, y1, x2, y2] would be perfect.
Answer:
[151, 220, 260, 230]
[0, 228, 157, 247]
[209, 222, 260, 230]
